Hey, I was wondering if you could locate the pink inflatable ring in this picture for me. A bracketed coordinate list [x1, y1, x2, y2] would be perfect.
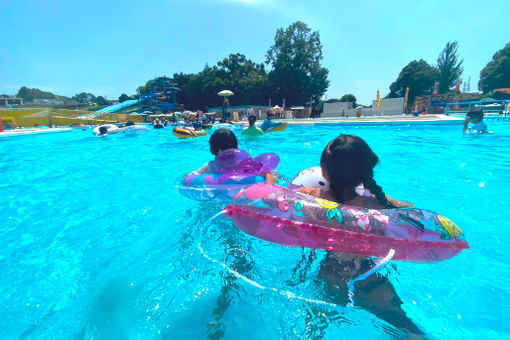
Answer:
[226, 184, 469, 263]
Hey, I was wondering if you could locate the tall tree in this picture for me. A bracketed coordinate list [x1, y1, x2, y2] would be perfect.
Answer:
[339, 93, 357, 107]
[95, 96, 111, 106]
[118, 93, 131, 102]
[389, 60, 439, 104]
[437, 41, 463, 93]
[266, 21, 329, 106]
[17, 87, 59, 102]
[479, 42, 510, 93]
[73, 92, 96, 104]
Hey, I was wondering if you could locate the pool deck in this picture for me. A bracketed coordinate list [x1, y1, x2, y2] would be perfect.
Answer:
[280, 114, 464, 126]
[0, 127, 72, 138]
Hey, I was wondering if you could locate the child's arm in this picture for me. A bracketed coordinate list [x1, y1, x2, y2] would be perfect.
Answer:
[264, 172, 276, 184]
[386, 196, 414, 208]
[185, 162, 211, 177]
[463, 117, 471, 131]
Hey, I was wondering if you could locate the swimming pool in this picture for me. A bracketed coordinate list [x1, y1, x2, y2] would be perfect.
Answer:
[1, 123, 509, 339]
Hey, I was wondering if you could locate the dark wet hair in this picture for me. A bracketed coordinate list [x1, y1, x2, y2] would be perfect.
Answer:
[99, 126, 108, 134]
[467, 110, 484, 120]
[320, 135, 395, 208]
[209, 129, 238, 155]
[248, 115, 257, 126]
[126, 120, 134, 126]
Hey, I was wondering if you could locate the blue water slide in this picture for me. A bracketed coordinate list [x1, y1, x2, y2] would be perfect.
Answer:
[96, 99, 139, 113]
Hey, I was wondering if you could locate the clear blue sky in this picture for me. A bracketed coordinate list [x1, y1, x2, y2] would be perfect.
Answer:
[1, 0, 509, 105]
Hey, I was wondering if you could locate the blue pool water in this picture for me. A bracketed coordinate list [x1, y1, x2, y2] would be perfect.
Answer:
[1, 123, 510, 339]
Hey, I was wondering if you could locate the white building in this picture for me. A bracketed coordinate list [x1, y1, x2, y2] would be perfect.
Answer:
[322, 97, 405, 118]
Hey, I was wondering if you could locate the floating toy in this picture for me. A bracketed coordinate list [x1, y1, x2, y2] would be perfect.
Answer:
[179, 149, 279, 202]
[226, 184, 469, 262]
[92, 124, 118, 136]
[287, 167, 330, 191]
[267, 122, 288, 133]
[288, 167, 365, 196]
[172, 127, 208, 139]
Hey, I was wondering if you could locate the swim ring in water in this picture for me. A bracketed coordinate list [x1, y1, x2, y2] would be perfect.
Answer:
[226, 183, 468, 262]
[267, 122, 288, 133]
[172, 127, 208, 139]
[179, 149, 279, 202]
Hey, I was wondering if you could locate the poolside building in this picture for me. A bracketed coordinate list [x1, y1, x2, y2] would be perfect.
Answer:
[0, 97, 23, 106]
[322, 98, 405, 118]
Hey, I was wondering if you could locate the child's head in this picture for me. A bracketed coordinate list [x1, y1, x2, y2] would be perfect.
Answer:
[209, 129, 238, 156]
[248, 115, 257, 126]
[320, 134, 393, 207]
[98, 126, 108, 135]
[467, 110, 484, 123]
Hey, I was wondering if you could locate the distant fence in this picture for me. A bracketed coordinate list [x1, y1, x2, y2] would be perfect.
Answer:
[0, 110, 144, 128]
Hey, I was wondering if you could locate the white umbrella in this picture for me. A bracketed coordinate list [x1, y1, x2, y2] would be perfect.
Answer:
[273, 105, 280, 109]
[218, 90, 234, 97]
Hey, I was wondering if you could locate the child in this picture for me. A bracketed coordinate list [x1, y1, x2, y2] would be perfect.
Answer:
[297, 134, 423, 336]
[189, 129, 276, 183]
[260, 113, 283, 132]
[297, 134, 411, 209]
[241, 115, 264, 136]
[464, 110, 487, 133]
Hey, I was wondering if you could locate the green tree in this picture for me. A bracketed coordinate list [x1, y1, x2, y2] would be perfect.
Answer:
[339, 93, 357, 107]
[266, 21, 329, 106]
[136, 80, 153, 95]
[118, 93, 131, 102]
[95, 96, 110, 106]
[437, 41, 463, 93]
[389, 59, 439, 104]
[479, 42, 510, 93]
[171, 54, 269, 110]
[17, 86, 59, 102]
[217, 53, 269, 106]
[73, 92, 96, 104]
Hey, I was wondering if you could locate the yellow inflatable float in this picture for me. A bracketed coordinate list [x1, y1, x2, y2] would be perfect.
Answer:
[172, 127, 208, 139]
[267, 122, 288, 133]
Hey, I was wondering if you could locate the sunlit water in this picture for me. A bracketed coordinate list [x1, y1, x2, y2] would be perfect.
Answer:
[1, 122, 509, 339]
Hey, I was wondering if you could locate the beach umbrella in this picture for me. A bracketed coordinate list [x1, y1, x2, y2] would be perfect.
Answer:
[218, 90, 234, 97]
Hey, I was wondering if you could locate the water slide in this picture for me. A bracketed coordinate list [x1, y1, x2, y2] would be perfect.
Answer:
[96, 99, 139, 114]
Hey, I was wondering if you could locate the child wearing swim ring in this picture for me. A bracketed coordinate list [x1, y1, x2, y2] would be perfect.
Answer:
[297, 135, 423, 336]
[297, 134, 411, 208]
[190, 129, 276, 183]
[464, 110, 487, 133]
[260, 113, 283, 132]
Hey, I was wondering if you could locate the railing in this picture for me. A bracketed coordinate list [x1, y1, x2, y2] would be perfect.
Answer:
[445, 99, 510, 115]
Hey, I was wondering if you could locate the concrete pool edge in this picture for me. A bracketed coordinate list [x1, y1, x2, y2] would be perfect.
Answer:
[280, 114, 464, 126]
